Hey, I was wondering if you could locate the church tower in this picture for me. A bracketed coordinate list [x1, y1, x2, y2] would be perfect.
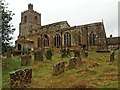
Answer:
[19, 3, 41, 37]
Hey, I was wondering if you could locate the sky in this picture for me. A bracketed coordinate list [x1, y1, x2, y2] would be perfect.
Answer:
[5, 0, 119, 45]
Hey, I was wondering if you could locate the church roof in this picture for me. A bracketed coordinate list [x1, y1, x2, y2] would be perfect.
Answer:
[41, 21, 70, 29]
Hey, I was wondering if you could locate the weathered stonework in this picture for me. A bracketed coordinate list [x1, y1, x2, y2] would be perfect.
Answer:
[15, 4, 107, 53]
[34, 50, 43, 61]
[10, 69, 32, 88]
[67, 57, 82, 69]
[53, 61, 65, 75]
[21, 54, 31, 66]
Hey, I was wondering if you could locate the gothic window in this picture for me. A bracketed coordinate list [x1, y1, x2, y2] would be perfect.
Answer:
[64, 32, 71, 47]
[38, 37, 41, 47]
[43, 35, 49, 47]
[54, 34, 61, 47]
[90, 32, 95, 45]
[34, 16, 38, 23]
[24, 16, 27, 23]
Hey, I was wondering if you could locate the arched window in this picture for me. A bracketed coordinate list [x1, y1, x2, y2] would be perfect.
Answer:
[38, 37, 41, 48]
[24, 16, 27, 23]
[18, 44, 22, 51]
[34, 16, 38, 22]
[43, 35, 49, 47]
[54, 34, 61, 47]
[90, 32, 95, 45]
[64, 32, 71, 47]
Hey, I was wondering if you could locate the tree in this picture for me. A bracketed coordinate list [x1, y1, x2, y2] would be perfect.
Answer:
[1, 0, 15, 55]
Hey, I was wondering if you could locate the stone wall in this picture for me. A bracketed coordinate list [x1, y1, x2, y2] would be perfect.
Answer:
[10, 68, 32, 88]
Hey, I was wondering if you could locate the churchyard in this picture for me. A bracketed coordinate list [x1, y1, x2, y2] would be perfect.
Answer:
[2, 49, 119, 88]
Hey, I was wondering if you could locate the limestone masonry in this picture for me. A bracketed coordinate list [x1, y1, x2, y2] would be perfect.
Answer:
[15, 3, 107, 53]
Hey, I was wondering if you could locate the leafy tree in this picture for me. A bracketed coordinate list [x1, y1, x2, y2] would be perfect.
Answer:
[1, 0, 15, 55]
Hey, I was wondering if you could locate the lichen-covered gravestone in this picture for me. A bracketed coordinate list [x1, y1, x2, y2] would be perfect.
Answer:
[34, 50, 43, 61]
[10, 68, 32, 88]
[67, 57, 82, 69]
[21, 54, 31, 66]
[53, 61, 65, 75]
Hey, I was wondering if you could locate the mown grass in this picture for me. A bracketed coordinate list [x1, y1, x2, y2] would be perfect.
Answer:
[2, 50, 119, 88]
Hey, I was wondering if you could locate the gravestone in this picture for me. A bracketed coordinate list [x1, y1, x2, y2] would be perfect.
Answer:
[110, 51, 114, 63]
[66, 49, 71, 57]
[10, 68, 32, 88]
[53, 61, 65, 75]
[81, 49, 88, 58]
[67, 57, 82, 69]
[45, 49, 53, 60]
[74, 50, 80, 57]
[84, 51, 88, 58]
[21, 54, 31, 66]
[61, 49, 67, 58]
[34, 50, 43, 61]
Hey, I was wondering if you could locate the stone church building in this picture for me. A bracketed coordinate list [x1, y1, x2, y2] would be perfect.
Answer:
[15, 4, 107, 53]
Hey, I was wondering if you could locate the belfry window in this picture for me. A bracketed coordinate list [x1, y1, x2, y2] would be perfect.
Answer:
[64, 32, 71, 47]
[43, 35, 49, 47]
[24, 16, 27, 23]
[54, 34, 61, 47]
[90, 32, 95, 45]
[38, 37, 41, 47]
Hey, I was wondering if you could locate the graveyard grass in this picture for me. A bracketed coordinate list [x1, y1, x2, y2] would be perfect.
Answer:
[2, 50, 119, 88]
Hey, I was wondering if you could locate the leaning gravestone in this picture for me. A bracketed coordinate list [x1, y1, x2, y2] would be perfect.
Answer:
[34, 50, 43, 61]
[67, 57, 82, 69]
[10, 68, 32, 88]
[21, 54, 31, 66]
[110, 50, 114, 63]
[53, 61, 65, 75]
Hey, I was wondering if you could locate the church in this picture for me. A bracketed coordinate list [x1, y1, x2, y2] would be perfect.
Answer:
[15, 3, 107, 53]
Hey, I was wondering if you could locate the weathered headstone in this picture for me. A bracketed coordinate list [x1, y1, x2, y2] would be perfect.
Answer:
[84, 51, 88, 58]
[74, 50, 80, 57]
[110, 51, 114, 63]
[61, 49, 67, 58]
[45, 49, 53, 60]
[66, 49, 71, 57]
[21, 54, 31, 66]
[34, 50, 43, 61]
[53, 61, 65, 75]
[81, 49, 88, 58]
[67, 57, 82, 69]
[10, 68, 32, 88]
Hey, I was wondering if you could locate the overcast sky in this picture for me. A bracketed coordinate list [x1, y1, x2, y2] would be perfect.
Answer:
[5, 0, 119, 45]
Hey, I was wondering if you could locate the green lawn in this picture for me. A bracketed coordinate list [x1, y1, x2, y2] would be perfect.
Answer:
[2, 50, 119, 88]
